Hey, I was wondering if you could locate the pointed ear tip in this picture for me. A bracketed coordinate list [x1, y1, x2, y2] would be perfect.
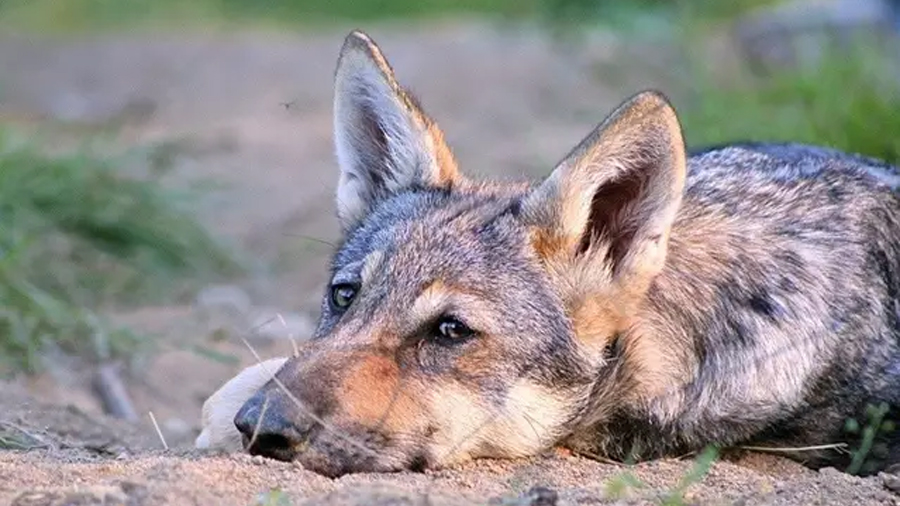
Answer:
[344, 29, 371, 46]
[336, 30, 395, 85]
[340, 30, 379, 58]
[620, 89, 684, 143]
[629, 89, 676, 113]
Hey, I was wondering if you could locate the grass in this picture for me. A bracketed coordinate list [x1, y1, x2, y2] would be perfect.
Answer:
[600, 446, 720, 505]
[677, 40, 900, 164]
[532, 1, 900, 166]
[0, 0, 539, 33]
[844, 402, 898, 476]
[0, 128, 243, 374]
[537, 0, 784, 38]
[253, 489, 292, 506]
[573, 3, 900, 166]
[0, 0, 786, 34]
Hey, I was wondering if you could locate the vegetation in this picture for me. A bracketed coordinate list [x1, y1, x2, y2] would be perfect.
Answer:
[0, 130, 243, 373]
[0, 0, 788, 34]
[0, 0, 537, 32]
[678, 42, 900, 164]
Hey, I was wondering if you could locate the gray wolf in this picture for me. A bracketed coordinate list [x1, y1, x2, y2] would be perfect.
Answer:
[204, 30, 900, 477]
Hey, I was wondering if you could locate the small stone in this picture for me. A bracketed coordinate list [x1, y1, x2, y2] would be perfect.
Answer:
[550, 446, 574, 459]
[251, 455, 266, 465]
[524, 486, 558, 506]
[882, 472, 900, 494]
[818, 467, 842, 477]
[11, 491, 60, 506]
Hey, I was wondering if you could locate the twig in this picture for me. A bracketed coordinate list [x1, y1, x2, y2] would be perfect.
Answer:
[276, 313, 300, 357]
[569, 448, 626, 466]
[148, 411, 168, 450]
[738, 442, 849, 454]
[248, 394, 271, 452]
[93, 363, 139, 422]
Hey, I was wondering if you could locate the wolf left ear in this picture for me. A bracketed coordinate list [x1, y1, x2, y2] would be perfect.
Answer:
[332, 31, 462, 231]
[522, 90, 687, 284]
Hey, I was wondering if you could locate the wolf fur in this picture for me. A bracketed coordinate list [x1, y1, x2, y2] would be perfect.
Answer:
[195, 357, 288, 452]
[210, 30, 900, 477]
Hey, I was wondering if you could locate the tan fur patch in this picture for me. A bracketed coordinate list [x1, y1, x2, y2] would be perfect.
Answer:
[614, 213, 751, 411]
[360, 250, 386, 286]
[338, 352, 423, 433]
[424, 122, 463, 188]
[409, 279, 451, 324]
[425, 379, 577, 466]
[407, 279, 499, 338]
[570, 295, 629, 354]
[425, 382, 492, 465]
[528, 228, 575, 262]
[620, 328, 690, 408]
[485, 380, 577, 455]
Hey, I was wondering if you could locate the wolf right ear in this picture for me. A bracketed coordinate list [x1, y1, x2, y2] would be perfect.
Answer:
[522, 91, 687, 284]
[332, 31, 462, 231]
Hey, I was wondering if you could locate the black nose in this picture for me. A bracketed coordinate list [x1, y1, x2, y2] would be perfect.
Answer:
[234, 389, 310, 461]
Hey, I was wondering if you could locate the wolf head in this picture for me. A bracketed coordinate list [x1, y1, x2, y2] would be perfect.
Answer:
[233, 30, 688, 477]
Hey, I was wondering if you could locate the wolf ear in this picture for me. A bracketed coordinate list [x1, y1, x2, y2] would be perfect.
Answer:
[332, 30, 462, 230]
[522, 91, 687, 283]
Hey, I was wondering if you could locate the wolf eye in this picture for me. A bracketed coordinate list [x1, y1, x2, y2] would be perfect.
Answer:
[330, 283, 358, 310]
[435, 316, 475, 342]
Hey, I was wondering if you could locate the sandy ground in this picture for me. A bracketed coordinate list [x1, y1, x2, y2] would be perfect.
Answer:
[0, 20, 898, 505]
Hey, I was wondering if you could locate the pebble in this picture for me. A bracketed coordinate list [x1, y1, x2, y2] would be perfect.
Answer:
[882, 472, 900, 495]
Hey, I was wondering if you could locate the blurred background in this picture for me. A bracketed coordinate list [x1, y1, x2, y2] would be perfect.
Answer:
[0, 0, 898, 445]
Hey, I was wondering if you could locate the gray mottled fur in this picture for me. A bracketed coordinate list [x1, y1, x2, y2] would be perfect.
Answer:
[233, 31, 900, 477]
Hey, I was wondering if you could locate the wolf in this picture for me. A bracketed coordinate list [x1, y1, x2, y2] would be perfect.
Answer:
[203, 30, 900, 477]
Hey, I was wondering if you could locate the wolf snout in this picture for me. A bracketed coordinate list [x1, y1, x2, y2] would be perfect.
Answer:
[233, 388, 313, 462]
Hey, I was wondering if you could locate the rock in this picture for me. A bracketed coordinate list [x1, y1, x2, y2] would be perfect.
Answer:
[489, 486, 559, 506]
[93, 363, 139, 422]
[883, 472, 900, 494]
[818, 467, 843, 477]
[11, 482, 148, 506]
[298, 484, 472, 506]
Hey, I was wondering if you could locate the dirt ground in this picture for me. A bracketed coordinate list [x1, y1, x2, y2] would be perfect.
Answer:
[0, 20, 898, 505]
